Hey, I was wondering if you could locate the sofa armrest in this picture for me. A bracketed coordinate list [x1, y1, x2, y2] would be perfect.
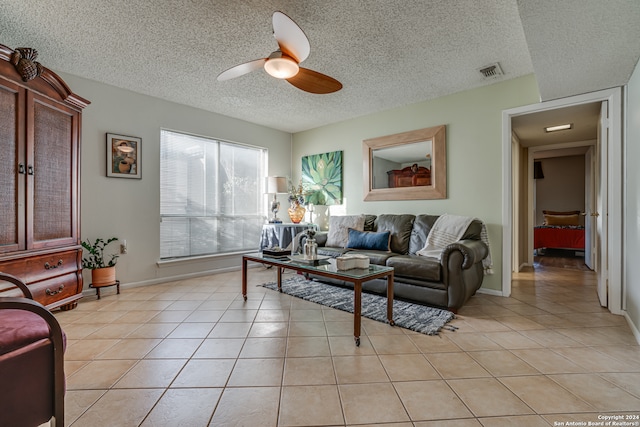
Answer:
[441, 239, 488, 270]
[296, 231, 329, 254]
[440, 239, 488, 311]
[313, 232, 328, 247]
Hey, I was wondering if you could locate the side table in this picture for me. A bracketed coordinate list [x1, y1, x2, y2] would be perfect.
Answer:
[89, 280, 120, 300]
[259, 223, 318, 252]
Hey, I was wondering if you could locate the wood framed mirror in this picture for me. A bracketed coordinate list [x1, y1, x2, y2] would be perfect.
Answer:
[363, 125, 446, 201]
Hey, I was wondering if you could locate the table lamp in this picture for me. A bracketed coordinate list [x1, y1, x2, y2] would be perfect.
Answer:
[266, 176, 288, 223]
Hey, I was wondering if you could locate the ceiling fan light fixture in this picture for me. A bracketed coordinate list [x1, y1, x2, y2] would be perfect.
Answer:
[264, 52, 299, 79]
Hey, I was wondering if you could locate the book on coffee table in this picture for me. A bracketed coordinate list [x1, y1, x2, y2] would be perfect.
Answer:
[262, 248, 291, 259]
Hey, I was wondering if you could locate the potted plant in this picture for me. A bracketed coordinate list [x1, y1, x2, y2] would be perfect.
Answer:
[81, 237, 119, 286]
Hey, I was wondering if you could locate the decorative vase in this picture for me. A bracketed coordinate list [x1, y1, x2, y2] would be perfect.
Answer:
[288, 202, 306, 224]
[304, 238, 318, 260]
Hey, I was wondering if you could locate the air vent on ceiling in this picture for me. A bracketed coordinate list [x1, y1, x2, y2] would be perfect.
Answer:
[478, 63, 504, 79]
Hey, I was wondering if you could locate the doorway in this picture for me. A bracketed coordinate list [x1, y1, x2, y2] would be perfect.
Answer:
[529, 144, 593, 269]
[530, 148, 593, 273]
[501, 88, 623, 315]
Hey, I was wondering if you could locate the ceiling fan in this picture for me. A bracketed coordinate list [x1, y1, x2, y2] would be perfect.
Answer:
[217, 11, 342, 94]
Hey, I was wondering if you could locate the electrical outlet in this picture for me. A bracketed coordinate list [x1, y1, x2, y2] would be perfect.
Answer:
[120, 239, 127, 254]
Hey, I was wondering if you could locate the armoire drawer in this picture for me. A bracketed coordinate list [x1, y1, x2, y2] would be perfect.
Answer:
[25, 250, 81, 283]
[0, 249, 81, 284]
[29, 272, 82, 307]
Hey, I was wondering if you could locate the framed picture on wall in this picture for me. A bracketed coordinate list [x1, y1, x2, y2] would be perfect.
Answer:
[106, 133, 141, 179]
[301, 150, 343, 205]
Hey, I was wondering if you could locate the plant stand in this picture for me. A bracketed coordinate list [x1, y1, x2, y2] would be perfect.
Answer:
[89, 280, 120, 300]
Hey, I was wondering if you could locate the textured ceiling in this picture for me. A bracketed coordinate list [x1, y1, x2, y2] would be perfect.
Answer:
[517, 0, 640, 102]
[512, 102, 602, 147]
[1, 1, 638, 134]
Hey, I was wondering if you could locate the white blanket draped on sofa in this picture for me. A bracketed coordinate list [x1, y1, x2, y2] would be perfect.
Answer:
[417, 214, 493, 275]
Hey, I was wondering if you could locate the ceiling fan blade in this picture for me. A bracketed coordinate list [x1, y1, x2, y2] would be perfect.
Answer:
[217, 58, 266, 81]
[272, 11, 310, 63]
[286, 67, 342, 94]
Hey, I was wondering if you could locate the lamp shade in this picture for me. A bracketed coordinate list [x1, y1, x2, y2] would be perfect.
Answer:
[266, 176, 288, 193]
[264, 52, 299, 79]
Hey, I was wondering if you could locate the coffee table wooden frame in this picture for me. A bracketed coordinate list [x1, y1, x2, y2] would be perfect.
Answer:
[242, 253, 395, 346]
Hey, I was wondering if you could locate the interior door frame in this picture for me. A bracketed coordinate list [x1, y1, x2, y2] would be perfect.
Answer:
[502, 87, 623, 315]
[596, 100, 609, 306]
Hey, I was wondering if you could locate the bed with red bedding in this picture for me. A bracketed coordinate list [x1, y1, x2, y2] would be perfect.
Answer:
[535, 210, 585, 250]
[534, 225, 585, 250]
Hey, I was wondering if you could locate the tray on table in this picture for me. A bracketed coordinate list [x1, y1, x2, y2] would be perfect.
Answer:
[287, 254, 331, 266]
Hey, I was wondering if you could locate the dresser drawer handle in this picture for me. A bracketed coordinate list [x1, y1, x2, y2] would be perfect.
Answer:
[44, 260, 63, 270]
[46, 285, 64, 296]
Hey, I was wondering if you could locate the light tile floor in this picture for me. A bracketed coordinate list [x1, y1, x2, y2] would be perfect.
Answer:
[51, 264, 640, 426]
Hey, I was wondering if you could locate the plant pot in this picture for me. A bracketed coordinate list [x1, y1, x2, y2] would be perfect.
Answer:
[91, 266, 116, 287]
[118, 160, 131, 173]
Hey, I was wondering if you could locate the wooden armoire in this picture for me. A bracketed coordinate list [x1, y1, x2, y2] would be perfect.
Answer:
[387, 164, 431, 188]
[0, 44, 89, 310]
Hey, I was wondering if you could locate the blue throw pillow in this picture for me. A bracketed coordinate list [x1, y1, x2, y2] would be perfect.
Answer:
[346, 228, 391, 251]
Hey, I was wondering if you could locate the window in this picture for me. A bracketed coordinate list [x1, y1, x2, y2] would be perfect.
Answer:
[160, 129, 266, 259]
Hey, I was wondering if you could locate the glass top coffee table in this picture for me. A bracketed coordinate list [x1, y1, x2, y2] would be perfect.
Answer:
[242, 252, 395, 346]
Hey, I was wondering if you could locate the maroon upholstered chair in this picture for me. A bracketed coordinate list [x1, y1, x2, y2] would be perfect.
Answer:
[0, 273, 66, 427]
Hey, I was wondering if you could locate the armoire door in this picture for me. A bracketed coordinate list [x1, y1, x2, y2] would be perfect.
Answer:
[0, 78, 26, 254]
[26, 91, 80, 250]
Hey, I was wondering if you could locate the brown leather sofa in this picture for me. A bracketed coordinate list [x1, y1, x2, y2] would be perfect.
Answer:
[303, 214, 489, 312]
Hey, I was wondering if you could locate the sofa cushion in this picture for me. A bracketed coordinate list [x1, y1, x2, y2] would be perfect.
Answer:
[408, 215, 438, 254]
[317, 246, 351, 257]
[463, 220, 483, 240]
[386, 254, 442, 283]
[344, 249, 395, 266]
[0, 310, 66, 356]
[375, 214, 415, 255]
[326, 215, 365, 248]
[363, 214, 377, 231]
[346, 229, 391, 252]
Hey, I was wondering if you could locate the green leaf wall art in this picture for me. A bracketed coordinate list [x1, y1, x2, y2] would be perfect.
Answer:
[301, 150, 343, 205]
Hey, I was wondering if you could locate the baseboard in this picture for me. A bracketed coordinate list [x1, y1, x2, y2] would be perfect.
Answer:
[476, 287, 504, 297]
[623, 311, 640, 345]
[81, 264, 255, 297]
[519, 262, 531, 271]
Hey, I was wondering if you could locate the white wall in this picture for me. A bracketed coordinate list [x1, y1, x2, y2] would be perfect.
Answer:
[59, 73, 292, 289]
[292, 75, 540, 292]
[624, 61, 640, 337]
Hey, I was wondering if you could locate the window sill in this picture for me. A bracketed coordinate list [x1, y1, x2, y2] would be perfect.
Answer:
[156, 250, 255, 268]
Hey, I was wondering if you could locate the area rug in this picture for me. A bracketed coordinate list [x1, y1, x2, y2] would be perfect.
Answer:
[261, 276, 456, 335]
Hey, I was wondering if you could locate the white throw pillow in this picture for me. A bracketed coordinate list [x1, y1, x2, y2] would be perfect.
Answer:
[326, 215, 365, 248]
